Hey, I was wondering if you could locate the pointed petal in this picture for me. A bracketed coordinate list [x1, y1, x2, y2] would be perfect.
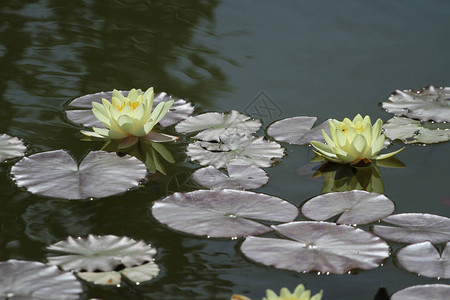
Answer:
[92, 127, 110, 138]
[370, 134, 385, 156]
[310, 141, 334, 157]
[112, 89, 124, 100]
[80, 130, 105, 138]
[375, 147, 405, 160]
[142, 131, 179, 142]
[322, 130, 336, 148]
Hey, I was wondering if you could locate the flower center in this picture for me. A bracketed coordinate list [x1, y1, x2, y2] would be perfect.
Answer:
[116, 98, 140, 111]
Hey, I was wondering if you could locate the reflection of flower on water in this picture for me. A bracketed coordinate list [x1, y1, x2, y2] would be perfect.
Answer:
[231, 283, 323, 300]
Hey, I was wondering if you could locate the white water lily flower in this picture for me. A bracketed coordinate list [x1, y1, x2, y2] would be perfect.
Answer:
[263, 284, 323, 300]
[310, 114, 404, 165]
[81, 87, 178, 148]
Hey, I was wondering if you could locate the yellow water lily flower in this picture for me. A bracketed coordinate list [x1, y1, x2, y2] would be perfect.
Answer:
[310, 114, 404, 165]
[263, 284, 323, 300]
[81, 87, 178, 148]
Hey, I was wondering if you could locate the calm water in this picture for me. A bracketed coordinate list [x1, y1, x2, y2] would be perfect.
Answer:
[1, 1, 449, 299]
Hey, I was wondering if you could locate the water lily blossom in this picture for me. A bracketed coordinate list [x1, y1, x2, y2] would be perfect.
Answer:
[81, 87, 178, 148]
[263, 284, 323, 300]
[310, 114, 404, 165]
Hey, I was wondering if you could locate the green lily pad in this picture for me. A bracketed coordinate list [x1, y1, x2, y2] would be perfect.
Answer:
[391, 284, 450, 300]
[383, 117, 450, 144]
[0, 134, 26, 162]
[267, 116, 331, 145]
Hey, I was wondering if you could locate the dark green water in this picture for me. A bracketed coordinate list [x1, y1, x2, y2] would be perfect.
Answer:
[1, 0, 449, 299]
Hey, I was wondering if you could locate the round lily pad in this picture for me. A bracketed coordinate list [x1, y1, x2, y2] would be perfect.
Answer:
[152, 189, 298, 238]
[383, 117, 450, 144]
[11, 150, 147, 199]
[241, 221, 389, 274]
[267, 116, 331, 145]
[0, 134, 26, 162]
[391, 284, 450, 300]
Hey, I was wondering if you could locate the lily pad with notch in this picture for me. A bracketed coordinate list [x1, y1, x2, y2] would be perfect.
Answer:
[383, 117, 450, 144]
[0, 133, 27, 162]
[267, 116, 331, 145]
[391, 284, 450, 300]
[151, 189, 298, 238]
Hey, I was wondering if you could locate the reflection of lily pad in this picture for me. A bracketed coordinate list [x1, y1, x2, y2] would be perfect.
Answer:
[372, 213, 450, 244]
[175, 110, 261, 142]
[152, 189, 298, 238]
[267, 116, 331, 145]
[391, 284, 450, 300]
[47, 235, 157, 272]
[66, 90, 194, 127]
[0, 134, 26, 161]
[192, 164, 269, 190]
[187, 133, 284, 168]
[11, 150, 147, 199]
[383, 117, 450, 144]
[301, 190, 394, 225]
[396, 241, 450, 279]
[0, 259, 82, 300]
[241, 221, 389, 274]
[382, 86, 450, 122]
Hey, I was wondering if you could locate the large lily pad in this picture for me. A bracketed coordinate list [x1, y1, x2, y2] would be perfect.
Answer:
[0, 259, 82, 300]
[391, 284, 450, 300]
[396, 241, 450, 279]
[267, 116, 331, 145]
[382, 86, 450, 122]
[151, 189, 298, 238]
[175, 110, 261, 141]
[11, 150, 147, 199]
[47, 234, 157, 272]
[372, 213, 450, 244]
[0, 134, 26, 161]
[66, 90, 194, 127]
[192, 164, 269, 190]
[301, 190, 395, 225]
[241, 221, 389, 274]
[187, 133, 284, 168]
[383, 117, 450, 144]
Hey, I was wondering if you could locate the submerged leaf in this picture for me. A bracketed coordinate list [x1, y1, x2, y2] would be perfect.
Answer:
[0, 134, 26, 161]
[11, 150, 147, 199]
[391, 284, 450, 300]
[152, 189, 298, 238]
[241, 221, 389, 274]
[267, 116, 331, 145]
[383, 117, 450, 144]
[301, 190, 394, 225]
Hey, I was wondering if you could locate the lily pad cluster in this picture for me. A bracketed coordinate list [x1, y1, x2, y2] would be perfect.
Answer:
[0, 134, 27, 162]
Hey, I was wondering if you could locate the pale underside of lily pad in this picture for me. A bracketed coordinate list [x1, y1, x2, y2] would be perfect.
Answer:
[372, 213, 450, 244]
[66, 90, 194, 127]
[175, 110, 261, 141]
[240, 221, 389, 274]
[383, 117, 450, 144]
[47, 234, 157, 272]
[391, 284, 450, 300]
[0, 133, 27, 161]
[152, 189, 298, 238]
[301, 190, 395, 225]
[0, 259, 82, 300]
[382, 86, 450, 122]
[11, 150, 147, 200]
[186, 133, 285, 169]
[396, 241, 450, 279]
[192, 163, 269, 190]
[267, 116, 331, 145]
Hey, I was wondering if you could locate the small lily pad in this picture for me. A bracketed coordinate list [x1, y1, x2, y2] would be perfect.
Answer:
[382, 86, 450, 122]
[0, 134, 26, 161]
[186, 133, 284, 168]
[66, 90, 194, 127]
[151, 189, 298, 238]
[267, 116, 331, 145]
[175, 110, 261, 141]
[301, 190, 395, 225]
[372, 213, 450, 244]
[47, 234, 157, 272]
[396, 241, 450, 279]
[241, 221, 389, 274]
[11, 150, 147, 199]
[383, 117, 450, 144]
[192, 164, 269, 190]
[391, 284, 450, 300]
[0, 259, 82, 300]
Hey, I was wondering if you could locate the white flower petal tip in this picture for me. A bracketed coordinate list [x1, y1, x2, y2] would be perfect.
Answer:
[142, 132, 179, 143]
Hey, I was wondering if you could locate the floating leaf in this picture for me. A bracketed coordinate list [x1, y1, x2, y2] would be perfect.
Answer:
[192, 164, 269, 190]
[11, 150, 147, 199]
[0, 134, 26, 161]
[382, 86, 450, 122]
[152, 189, 298, 238]
[301, 190, 394, 225]
[267, 116, 331, 145]
[187, 133, 284, 168]
[175, 110, 261, 141]
[77, 271, 121, 285]
[396, 241, 450, 279]
[241, 221, 389, 274]
[383, 117, 450, 144]
[47, 234, 157, 272]
[0, 259, 82, 300]
[66, 90, 194, 127]
[372, 213, 450, 244]
[391, 284, 450, 300]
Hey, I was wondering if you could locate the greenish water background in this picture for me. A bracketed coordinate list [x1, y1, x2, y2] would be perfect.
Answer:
[0, 0, 449, 299]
